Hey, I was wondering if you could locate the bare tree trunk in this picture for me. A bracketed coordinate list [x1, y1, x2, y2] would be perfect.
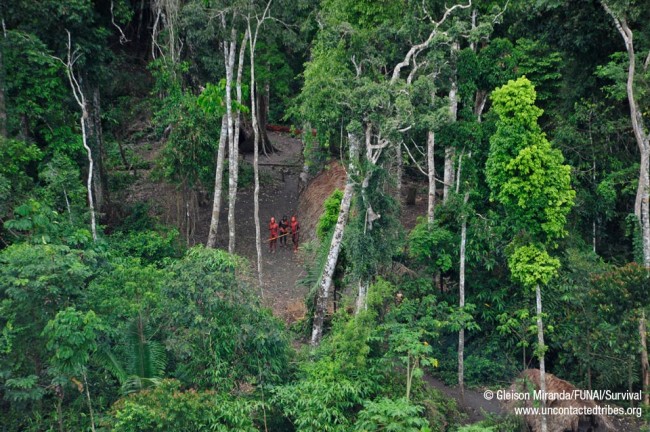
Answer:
[207, 116, 228, 248]
[458, 191, 469, 402]
[224, 31, 237, 254]
[355, 280, 368, 314]
[83, 372, 96, 432]
[641, 152, 650, 267]
[601, 1, 650, 268]
[89, 86, 109, 214]
[443, 148, 455, 202]
[536, 283, 548, 432]
[257, 86, 272, 153]
[311, 132, 359, 346]
[58, 33, 97, 241]
[443, 42, 459, 203]
[427, 131, 436, 224]
[248, 18, 264, 288]
[395, 141, 402, 200]
[640, 312, 650, 406]
[225, 30, 249, 254]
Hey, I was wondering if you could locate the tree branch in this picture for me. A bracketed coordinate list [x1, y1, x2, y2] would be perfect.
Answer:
[390, 0, 471, 85]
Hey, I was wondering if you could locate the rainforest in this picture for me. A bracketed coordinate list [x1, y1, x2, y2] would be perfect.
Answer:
[0, 0, 649, 431]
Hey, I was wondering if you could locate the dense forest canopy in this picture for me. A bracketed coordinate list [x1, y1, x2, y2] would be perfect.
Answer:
[0, 0, 649, 431]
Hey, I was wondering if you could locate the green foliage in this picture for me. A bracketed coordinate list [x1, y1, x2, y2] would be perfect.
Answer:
[317, 189, 344, 240]
[457, 424, 494, 432]
[108, 379, 257, 432]
[152, 89, 219, 188]
[161, 246, 290, 390]
[408, 219, 455, 274]
[108, 228, 181, 265]
[272, 364, 368, 432]
[487, 76, 574, 277]
[353, 397, 431, 431]
[43, 307, 100, 376]
[508, 244, 560, 288]
[272, 311, 379, 431]
[3, 31, 76, 153]
[0, 137, 43, 222]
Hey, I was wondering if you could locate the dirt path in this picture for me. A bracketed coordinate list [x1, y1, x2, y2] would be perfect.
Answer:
[424, 375, 503, 423]
[195, 132, 308, 322]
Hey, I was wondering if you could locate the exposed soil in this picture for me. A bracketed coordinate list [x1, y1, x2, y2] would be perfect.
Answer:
[194, 132, 309, 322]
[125, 131, 310, 322]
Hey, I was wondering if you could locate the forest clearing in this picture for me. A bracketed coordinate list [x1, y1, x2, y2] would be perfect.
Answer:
[1, 0, 649, 431]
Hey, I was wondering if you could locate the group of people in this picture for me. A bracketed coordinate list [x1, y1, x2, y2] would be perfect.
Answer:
[268, 215, 300, 253]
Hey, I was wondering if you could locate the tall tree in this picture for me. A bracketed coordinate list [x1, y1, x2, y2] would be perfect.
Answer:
[55, 32, 98, 242]
[246, 0, 273, 288]
[599, 1, 650, 404]
[599, 1, 650, 269]
[486, 77, 575, 432]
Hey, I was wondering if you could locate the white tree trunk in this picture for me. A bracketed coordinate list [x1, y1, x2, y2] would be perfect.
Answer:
[206, 116, 228, 248]
[248, 19, 264, 288]
[458, 192, 469, 401]
[224, 31, 237, 254]
[311, 132, 359, 345]
[226, 30, 249, 254]
[443, 43, 459, 202]
[80, 110, 97, 242]
[355, 280, 368, 315]
[601, 1, 650, 267]
[443, 148, 455, 202]
[427, 130, 436, 224]
[60, 32, 97, 241]
[536, 283, 548, 432]
[640, 312, 650, 406]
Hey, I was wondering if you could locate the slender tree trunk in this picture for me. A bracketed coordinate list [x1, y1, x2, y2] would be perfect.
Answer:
[80, 108, 97, 241]
[224, 31, 237, 253]
[248, 20, 264, 288]
[536, 283, 548, 432]
[90, 86, 109, 213]
[311, 132, 359, 345]
[225, 30, 249, 254]
[640, 312, 650, 406]
[443, 148, 455, 202]
[56, 390, 64, 432]
[427, 131, 436, 224]
[443, 42, 459, 203]
[83, 372, 96, 432]
[601, 2, 650, 267]
[257, 86, 272, 153]
[640, 151, 650, 267]
[356, 280, 368, 314]
[458, 192, 469, 402]
[206, 116, 228, 248]
[455, 149, 464, 194]
[395, 140, 402, 201]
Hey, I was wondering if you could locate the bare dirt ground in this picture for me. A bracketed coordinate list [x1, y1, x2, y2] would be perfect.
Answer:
[193, 132, 309, 322]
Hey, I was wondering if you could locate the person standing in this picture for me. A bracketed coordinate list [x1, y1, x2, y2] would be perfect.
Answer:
[279, 215, 289, 247]
[269, 217, 279, 253]
[290, 215, 300, 252]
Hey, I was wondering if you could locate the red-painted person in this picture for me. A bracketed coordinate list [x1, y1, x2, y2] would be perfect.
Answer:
[290, 215, 300, 252]
[269, 217, 279, 253]
[279, 215, 289, 247]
